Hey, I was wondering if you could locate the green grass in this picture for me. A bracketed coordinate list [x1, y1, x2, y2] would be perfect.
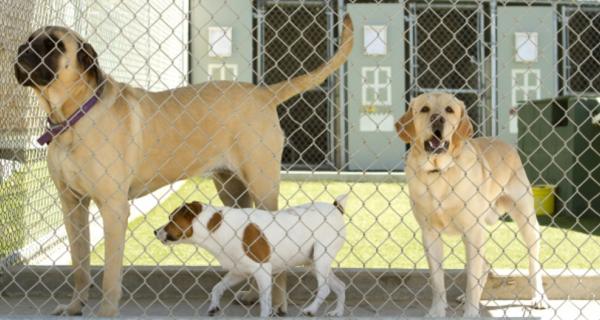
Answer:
[1, 160, 61, 261]
[92, 178, 600, 269]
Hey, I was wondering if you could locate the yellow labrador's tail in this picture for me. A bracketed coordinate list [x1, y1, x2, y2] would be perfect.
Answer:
[333, 193, 350, 215]
[268, 14, 354, 104]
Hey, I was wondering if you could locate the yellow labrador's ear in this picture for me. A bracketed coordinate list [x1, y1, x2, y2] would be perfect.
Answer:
[395, 101, 416, 143]
[452, 100, 474, 145]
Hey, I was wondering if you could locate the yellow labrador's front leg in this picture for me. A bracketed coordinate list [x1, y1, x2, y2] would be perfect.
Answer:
[422, 227, 447, 317]
[463, 227, 487, 317]
[96, 196, 130, 317]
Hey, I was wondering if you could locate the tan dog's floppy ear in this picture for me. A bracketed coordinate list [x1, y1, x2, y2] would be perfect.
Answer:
[452, 99, 474, 145]
[77, 42, 104, 89]
[395, 100, 416, 143]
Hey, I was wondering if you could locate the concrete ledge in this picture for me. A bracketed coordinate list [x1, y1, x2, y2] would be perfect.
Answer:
[2, 266, 598, 301]
[281, 171, 406, 183]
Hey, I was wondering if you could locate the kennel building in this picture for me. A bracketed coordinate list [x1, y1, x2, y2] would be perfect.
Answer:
[190, 0, 600, 171]
[1, 0, 600, 317]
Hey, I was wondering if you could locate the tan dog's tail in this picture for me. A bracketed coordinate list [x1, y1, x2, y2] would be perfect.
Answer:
[268, 14, 354, 104]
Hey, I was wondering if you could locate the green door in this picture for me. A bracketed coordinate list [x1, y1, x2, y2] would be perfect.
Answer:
[497, 6, 556, 145]
[346, 4, 406, 171]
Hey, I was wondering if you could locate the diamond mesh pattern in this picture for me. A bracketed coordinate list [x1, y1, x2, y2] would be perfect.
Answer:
[0, 0, 599, 318]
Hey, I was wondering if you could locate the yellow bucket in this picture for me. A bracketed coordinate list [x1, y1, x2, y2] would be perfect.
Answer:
[532, 185, 555, 216]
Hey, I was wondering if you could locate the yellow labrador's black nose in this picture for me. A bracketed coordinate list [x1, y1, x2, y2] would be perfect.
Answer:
[431, 114, 445, 138]
[430, 113, 445, 125]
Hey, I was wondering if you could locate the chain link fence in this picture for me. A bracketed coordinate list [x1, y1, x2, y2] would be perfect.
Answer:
[1, 0, 600, 318]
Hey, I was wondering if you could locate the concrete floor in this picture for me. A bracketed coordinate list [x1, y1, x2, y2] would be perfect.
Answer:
[1, 295, 599, 319]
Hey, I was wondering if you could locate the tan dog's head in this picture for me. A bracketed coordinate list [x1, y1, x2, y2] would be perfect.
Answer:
[14, 26, 103, 94]
[395, 93, 473, 155]
[154, 201, 203, 244]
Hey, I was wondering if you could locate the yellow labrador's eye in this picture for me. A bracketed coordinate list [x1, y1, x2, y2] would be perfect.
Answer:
[445, 106, 454, 113]
[420, 106, 430, 113]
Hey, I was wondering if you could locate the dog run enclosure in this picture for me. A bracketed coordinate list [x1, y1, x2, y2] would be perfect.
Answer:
[1, 0, 600, 318]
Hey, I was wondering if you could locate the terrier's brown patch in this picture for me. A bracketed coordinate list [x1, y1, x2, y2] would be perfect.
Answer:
[207, 211, 223, 232]
[242, 223, 271, 263]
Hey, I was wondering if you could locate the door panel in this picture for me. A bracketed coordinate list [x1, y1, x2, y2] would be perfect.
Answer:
[346, 4, 406, 171]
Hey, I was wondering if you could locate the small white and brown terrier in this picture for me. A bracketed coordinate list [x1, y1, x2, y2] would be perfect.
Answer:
[154, 194, 349, 317]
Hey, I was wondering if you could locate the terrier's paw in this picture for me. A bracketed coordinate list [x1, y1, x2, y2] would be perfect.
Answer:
[532, 296, 550, 310]
[234, 290, 259, 305]
[302, 307, 317, 317]
[327, 309, 344, 317]
[207, 306, 220, 316]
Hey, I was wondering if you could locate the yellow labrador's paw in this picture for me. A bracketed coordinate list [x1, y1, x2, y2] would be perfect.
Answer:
[51, 301, 84, 316]
[463, 310, 480, 318]
[96, 303, 119, 317]
[426, 303, 446, 318]
[234, 290, 259, 305]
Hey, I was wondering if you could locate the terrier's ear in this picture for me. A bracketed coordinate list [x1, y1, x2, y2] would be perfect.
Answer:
[187, 201, 203, 216]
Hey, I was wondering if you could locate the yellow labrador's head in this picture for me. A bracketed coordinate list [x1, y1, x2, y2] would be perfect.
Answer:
[154, 201, 203, 244]
[395, 93, 473, 155]
[14, 26, 103, 95]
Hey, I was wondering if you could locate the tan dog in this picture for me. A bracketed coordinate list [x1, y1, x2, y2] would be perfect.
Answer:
[395, 93, 548, 317]
[13, 17, 353, 316]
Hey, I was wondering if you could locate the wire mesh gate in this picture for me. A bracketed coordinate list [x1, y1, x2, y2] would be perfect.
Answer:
[1, 0, 600, 318]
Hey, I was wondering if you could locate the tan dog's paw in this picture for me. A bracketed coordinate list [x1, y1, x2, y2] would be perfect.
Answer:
[51, 301, 84, 316]
[274, 305, 287, 316]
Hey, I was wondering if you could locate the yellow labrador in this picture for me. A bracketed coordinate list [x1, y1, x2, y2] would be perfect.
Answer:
[14, 17, 353, 316]
[395, 92, 548, 317]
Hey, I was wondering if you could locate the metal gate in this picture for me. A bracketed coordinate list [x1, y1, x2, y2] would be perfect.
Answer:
[255, 0, 338, 170]
[408, 2, 490, 135]
[560, 5, 600, 95]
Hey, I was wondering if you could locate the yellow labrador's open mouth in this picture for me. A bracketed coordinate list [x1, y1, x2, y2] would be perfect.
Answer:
[424, 136, 449, 154]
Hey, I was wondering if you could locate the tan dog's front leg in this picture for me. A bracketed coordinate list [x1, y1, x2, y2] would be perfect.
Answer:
[52, 191, 91, 316]
[96, 196, 129, 317]
[463, 227, 487, 317]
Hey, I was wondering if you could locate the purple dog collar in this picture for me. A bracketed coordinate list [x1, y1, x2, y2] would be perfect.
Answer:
[37, 95, 99, 146]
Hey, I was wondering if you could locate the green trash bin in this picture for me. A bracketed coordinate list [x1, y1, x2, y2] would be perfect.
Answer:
[518, 96, 600, 218]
